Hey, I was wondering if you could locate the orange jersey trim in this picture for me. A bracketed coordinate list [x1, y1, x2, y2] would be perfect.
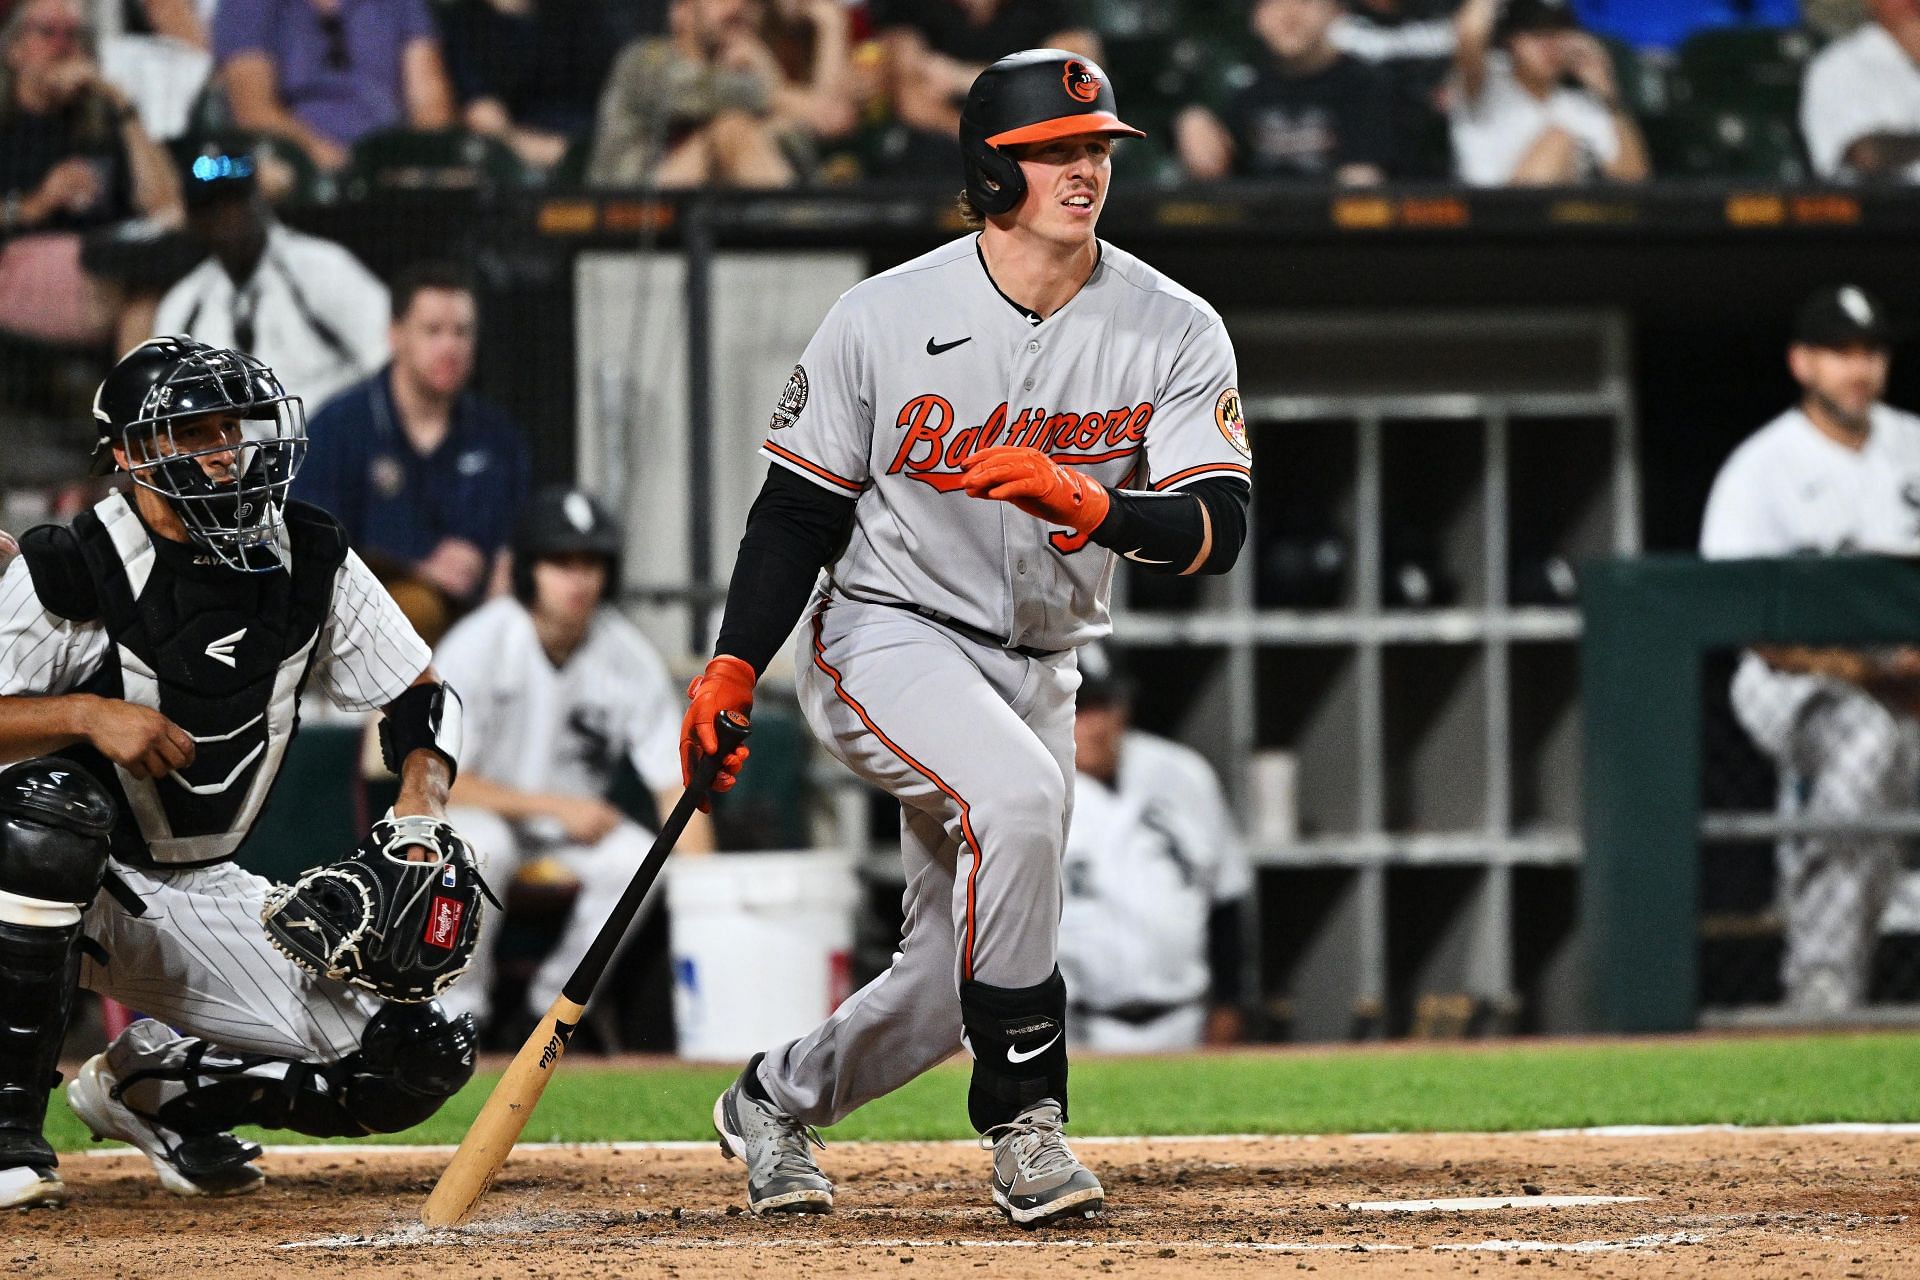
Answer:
[763, 441, 864, 494]
[1151, 462, 1251, 491]
[810, 608, 989, 980]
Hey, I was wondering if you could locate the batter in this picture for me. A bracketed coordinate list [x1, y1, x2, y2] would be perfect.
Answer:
[680, 50, 1253, 1227]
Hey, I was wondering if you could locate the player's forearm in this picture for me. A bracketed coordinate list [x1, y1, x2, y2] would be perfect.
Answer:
[713, 465, 857, 673]
[393, 749, 451, 819]
[0, 693, 100, 758]
[1088, 478, 1249, 576]
[1843, 133, 1920, 177]
[1754, 645, 1878, 685]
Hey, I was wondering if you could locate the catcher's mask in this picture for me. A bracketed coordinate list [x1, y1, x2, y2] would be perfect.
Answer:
[91, 336, 307, 573]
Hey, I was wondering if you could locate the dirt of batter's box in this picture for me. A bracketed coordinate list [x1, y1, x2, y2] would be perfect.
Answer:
[14, 1131, 1916, 1279]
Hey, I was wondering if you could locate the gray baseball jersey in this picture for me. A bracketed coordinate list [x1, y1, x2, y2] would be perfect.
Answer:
[750, 237, 1251, 1130]
[760, 235, 1250, 652]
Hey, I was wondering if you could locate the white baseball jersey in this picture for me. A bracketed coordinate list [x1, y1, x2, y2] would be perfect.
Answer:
[1700, 404, 1920, 559]
[432, 597, 681, 801]
[1057, 731, 1251, 1010]
[760, 235, 1250, 652]
[0, 531, 427, 713]
[1800, 22, 1920, 182]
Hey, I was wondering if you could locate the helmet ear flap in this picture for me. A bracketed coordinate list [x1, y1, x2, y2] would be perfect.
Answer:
[961, 111, 1025, 216]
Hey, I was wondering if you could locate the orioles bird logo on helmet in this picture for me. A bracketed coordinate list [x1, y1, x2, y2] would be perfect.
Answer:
[1062, 60, 1100, 104]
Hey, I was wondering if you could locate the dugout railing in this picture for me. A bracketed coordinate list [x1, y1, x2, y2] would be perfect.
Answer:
[1583, 555, 1920, 1033]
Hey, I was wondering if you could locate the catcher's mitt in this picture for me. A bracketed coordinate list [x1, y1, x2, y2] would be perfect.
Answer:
[261, 814, 497, 1002]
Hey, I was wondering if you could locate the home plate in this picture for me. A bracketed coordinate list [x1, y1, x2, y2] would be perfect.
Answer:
[1347, 1195, 1649, 1212]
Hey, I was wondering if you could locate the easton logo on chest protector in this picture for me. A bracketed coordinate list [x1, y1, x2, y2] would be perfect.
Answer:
[886, 395, 1153, 491]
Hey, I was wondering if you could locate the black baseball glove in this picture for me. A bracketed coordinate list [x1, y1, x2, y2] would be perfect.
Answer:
[261, 814, 498, 1002]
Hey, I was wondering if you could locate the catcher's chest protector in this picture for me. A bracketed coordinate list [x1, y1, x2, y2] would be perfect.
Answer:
[36, 493, 347, 869]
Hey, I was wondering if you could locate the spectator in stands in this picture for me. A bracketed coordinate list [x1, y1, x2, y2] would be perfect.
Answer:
[155, 141, 387, 407]
[1700, 285, 1920, 1016]
[437, 0, 617, 174]
[587, 0, 832, 188]
[96, 0, 213, 142]
[1177, 0, 1395, 185]
[0, 0, 183, 351]
[296, 261, 532, 641]
[1801, 0, 1920, 183]
[1334, 0, 1459, 180]
[1450, 0, 1648, 185]
[869, 0, 1099, 177]
[214, 0, 456, 175]
[1058, 651, 1252, 1052]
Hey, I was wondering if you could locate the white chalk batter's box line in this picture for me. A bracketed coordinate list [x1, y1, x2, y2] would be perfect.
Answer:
[79, 1120, 1920, 1161]
[278, 1229, 1723, 1254]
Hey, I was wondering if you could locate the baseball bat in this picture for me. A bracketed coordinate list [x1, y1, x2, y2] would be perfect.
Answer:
[420, 710, 750, 1228]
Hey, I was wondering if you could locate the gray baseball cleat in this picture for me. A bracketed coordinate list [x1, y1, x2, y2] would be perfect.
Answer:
[982, 1100, 1104, 1227]
[712, 1054, 834, 1215]
[66, 1050, 265, 1198]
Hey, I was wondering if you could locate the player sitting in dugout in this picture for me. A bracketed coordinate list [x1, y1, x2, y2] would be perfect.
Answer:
[431, 486, 713, 1046]
[1059, 649, 1253, 1053]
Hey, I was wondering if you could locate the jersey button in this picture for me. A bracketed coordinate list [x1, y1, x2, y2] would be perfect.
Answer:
[1016, 558, 1028, 574]
[1023, 377, 1035, 391]
[1027, 340, 1040, 353]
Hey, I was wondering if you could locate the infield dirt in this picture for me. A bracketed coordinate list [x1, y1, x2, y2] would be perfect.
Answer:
[13, 1130, 1914, 1278]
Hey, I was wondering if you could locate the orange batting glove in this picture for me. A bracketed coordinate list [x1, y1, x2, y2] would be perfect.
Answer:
[958, 445, 1111, 534]
[681, 655, 755, 812]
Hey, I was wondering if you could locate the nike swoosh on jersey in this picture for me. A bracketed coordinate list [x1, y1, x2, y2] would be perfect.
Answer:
[926, 336, 973, 355]
[1007, 1032, 1061, 1064]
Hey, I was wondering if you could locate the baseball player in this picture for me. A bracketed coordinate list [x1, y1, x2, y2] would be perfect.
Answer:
[682, 50, 1252, 1226]
[1701, 284, 1920, 1014]
[1058, 653, 1251, 1053]
[432, 485, 711, 1040]
[0, 336, 480, 1209]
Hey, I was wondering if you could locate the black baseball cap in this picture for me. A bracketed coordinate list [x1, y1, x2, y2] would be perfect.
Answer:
[1495, 0, 1580, 40]
[1793, 285, 1895, 350]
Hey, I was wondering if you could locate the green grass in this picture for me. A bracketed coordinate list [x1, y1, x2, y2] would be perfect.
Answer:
[47, 1032, 1920, 1153]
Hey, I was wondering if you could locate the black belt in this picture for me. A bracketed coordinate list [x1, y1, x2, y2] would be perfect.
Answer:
[877, 601, 1065, 660]
[1071, 999, 1199, 1027]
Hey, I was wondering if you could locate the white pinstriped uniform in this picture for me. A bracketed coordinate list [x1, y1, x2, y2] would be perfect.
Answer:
[429, 596, 683, 1026]
[0, 534, 429, 1058]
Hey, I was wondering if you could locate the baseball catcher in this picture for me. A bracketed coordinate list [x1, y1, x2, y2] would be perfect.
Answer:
[0, 337, 484, 1209]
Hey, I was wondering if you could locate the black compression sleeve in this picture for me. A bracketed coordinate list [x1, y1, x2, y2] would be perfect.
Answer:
[713, 465, 857, 674]
[1087, 476, 1250, 576]
[1207, 899, 1246, 1006]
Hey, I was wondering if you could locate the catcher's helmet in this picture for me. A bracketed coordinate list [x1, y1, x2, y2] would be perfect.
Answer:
[91, 335, 307, 572]
[960, 49, 1144, 217]
[512, 486, 624, 604]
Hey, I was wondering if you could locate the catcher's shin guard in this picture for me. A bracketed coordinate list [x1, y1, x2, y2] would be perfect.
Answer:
[0, 759, 114, 1189]
[97, 1003, 477, 1139]
[960, 967, 1070, 1133]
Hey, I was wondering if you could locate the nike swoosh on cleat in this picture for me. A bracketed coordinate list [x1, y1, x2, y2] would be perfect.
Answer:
[927, 336, 973, 355]
[1007, 1032, 1061, 1064]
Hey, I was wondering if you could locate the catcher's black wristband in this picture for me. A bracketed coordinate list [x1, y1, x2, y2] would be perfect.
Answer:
[380, 681, 464, 783]
[1089, 476, 1249, 576]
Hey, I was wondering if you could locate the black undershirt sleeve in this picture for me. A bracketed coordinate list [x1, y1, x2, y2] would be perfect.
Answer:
[1087, 477, 1250, 576]
[1207, 899, 1246, 1007]
[713, 465, 858, 674]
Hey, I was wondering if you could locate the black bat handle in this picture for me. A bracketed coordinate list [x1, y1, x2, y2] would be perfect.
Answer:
[558, 709, 751, 1007]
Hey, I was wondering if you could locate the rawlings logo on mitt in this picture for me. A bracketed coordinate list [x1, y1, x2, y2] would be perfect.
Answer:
[261, 814, 497, 1002]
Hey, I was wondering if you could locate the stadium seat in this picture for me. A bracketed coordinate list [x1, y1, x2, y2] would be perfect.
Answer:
[1649, 106, 1810, 181]
[1672, 26, 1820, 115]
[341, 128, 532, 200]
[1598, 34, 1672, 120]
